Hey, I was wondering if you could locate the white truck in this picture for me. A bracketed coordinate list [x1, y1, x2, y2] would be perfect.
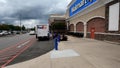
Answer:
[35, 24, 50, 40]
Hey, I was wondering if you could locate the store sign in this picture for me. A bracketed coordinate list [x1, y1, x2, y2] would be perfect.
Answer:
[69, 0, 97, 17]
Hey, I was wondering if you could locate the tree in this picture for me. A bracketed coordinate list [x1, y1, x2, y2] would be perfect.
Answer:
[14, 26, 21, 31]
[0, 24, 25, 31]
[30, 27, 35, 31]
[8, 25, 14, 31]
[22, 25, 26, 30]
[0, 25, 2, 30]
[1, 24, 10, 30]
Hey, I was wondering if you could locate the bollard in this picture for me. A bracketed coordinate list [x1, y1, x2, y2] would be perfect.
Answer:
[54, 38, 58, 50]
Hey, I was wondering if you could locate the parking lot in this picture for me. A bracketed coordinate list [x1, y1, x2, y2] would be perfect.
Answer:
[0, 33, 54, 67]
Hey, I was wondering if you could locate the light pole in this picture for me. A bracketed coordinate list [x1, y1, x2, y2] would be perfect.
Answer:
[19, 14, 22, 34]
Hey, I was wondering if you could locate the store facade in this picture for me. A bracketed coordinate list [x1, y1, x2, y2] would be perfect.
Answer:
[66, 0, 120, 42]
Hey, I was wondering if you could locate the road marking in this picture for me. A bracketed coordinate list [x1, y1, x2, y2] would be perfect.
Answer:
[17, 40, 30, 48]
[1, 38, 36, 68]
[0, 37, 34, 54]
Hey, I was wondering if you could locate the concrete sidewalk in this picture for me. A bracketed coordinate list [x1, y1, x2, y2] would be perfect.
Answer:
[5, 36, 120, 68]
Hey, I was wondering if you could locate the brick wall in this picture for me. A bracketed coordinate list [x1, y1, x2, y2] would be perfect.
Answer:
[69, 24, 74, 32]
[87, 17, 106, 32]
[76, 22, 84, 32]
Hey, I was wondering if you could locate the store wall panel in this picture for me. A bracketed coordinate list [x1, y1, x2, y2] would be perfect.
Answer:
[106, 0, 120, 33]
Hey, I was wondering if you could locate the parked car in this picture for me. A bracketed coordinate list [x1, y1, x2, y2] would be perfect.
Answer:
[29, 31, 35, 35]
[8, 31, 12, 35]
[22, 31, 27, 34]
[16, 31, 21, 34]
[0, 32, 3, 36]
[12, 31, 20, 34]
[0, 31, 8, 36]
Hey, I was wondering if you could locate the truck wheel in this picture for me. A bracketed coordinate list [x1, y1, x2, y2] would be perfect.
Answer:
[36, 35, 37, 38]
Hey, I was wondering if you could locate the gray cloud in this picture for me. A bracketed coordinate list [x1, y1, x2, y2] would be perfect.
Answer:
[0, 0, 71, 27]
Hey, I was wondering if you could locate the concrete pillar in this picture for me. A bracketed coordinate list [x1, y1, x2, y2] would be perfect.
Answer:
[84, 23, 87, 38]
[74, 24, 76, 33]
[66, 21, 69, 31]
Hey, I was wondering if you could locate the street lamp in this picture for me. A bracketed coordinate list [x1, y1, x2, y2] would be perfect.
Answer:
[19, 14, 22, 34]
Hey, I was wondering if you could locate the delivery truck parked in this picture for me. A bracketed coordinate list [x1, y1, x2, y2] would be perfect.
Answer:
[35, 24, 50, 40]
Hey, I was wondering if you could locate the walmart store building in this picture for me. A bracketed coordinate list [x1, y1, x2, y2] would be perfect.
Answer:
[66, 0, 120, 42]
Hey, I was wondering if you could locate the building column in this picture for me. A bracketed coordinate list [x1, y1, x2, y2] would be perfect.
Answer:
[84, 23, 87, 38]
[74, 24, 76, 33]
[66, 21, 70, 31]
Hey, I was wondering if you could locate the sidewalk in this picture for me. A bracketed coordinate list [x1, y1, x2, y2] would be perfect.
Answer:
[5, 36, 120, 68]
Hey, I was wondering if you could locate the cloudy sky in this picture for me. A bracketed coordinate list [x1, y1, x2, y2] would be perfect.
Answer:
[0, 0, 71, 28]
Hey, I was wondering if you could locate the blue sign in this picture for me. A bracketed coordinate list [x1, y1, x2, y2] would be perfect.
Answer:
[69, 0, 97, 17]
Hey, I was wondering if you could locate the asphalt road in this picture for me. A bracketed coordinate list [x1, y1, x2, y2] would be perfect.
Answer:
[0, 34, 54, 67]
[0, 34, 34, 50]
[8, 39, 54, 66]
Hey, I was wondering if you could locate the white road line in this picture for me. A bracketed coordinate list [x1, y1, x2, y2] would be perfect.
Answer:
[17, 40, 30, 48]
